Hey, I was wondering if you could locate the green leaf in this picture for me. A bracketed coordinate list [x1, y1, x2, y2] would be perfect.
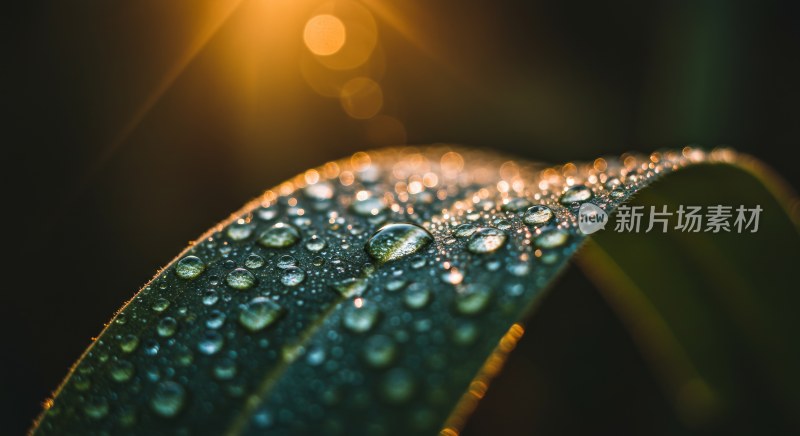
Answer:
[577, 161, 800, 432]
[32, 147, 798, 435]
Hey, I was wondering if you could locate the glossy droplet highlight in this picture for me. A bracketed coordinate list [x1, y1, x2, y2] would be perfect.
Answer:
[366, 223, 434, 263]
[226, 268, 256, 290]
[239, 297, 285, 333]
[175, 255, 205, 280]
[466, 228, 507, 254]
[363, 335, 397, 368]
[535, 228, 570, 249]
[342, 301, 380, 333]
[559, 186, 593, 204]
[151, 381, 186, 418]
[258, 223, 300, 248]
[455, 284, 493, 315]
[280, 267, 306, 287]
[523, 205, 554, 227]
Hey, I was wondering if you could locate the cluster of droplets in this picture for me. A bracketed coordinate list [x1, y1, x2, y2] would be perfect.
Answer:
[35, 146, 733, 435]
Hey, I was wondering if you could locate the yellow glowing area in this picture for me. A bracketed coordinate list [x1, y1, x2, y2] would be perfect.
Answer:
[304, 14, 346, 56]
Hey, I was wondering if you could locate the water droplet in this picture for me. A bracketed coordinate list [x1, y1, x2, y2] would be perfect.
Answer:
[535, 228, 570, 249]
[501, 197, 532, 212]
[83, 396, 109, 419]
[332, 277, 368, 298]
[281, 267, 306, 287]
[610, 187, 625, 198]
[455, 284, 492, 315]
[244, 254, 265, 269]
[214, 359, 237, 380]
[404, 283, 431, 309]
[206, 310, 226, 329]
[304, 181, 334, 201]
[363, 335, 396, 368]
[381, 369, 415, 404]
[110, 360, 135, 382]
[202, 289, 219, 306]
[198, 330, 224, 355]
[559, 186, 593, 204]
[466, 228, 507, 254]
[523, 205, 554, 227]
[351, 196, 387, 216]
[157, 317, 178, 337]
[453, 223, 478, 238]
[493, 219, 512, 230]
[366, 223, 434, 263]
[226, 268, 256, 290]
[257, 205, 279, 221]
[342, 301, 380, 333]
[453, 321, 478, 346]
[305, 235, 327, 252]
[175, 255, 205, 280]
[152, 298, 170, 313]
[151, 381, 186, 418]
[239, 297, 285, 333]
[258, 223, 300, 248]
[276, 255, 297, 269]
[227, 222, 254, 241]
[120, 334, 139, 353]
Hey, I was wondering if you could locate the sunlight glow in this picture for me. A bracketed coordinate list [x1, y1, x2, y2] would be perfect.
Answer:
[304, 14, 347, 56]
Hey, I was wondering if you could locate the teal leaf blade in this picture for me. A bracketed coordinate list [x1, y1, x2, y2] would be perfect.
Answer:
[32, 146, 795, 435]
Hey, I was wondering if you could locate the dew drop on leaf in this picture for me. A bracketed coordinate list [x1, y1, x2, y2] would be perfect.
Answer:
[197, 330, 224, 355]
[226, 268, 256, 290]
[238, 297, 285, 333]
[175, 255, 205, 280]
[150, 381, 186, 418]
[523, 205, 554, 227]
[362, 334, 397, 368]
[454, 284, 493, 315]
[258, 223, 301, 248]
[535, 228, 570, 249]
[280, 267, 306, 287]
[342, 301, 380, 333]
[365, 223, 434, 263]
[466, 228, 508, 254]
[559, 185, 593, 204]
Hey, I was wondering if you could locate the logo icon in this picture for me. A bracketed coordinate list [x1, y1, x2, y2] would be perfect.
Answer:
[578, 203, 608, 234]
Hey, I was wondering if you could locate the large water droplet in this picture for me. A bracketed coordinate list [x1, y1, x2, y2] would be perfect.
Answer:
[332, 277, 368, 298]
[466, 228, 507, 254]
[453, 223, 478, 238]
[342, 301, 380, 333]
[363, 335, 396, 368]
[455, 284, 493, 315]
[227, 222, 254, 241]
[258, 223, 300, 248]
[276, 255, 297, 269]
[83, 397, 109, 419]
[120, 334, 139, 353]
[351, 196, 387, 216]
[305, 235, 327, 252]
[157, 317, 178, 337]
[280, 267, 306, 287]
[535, 228, 570, 249]
[501, 197, 532, 212]
[175, 255, 205, 280]
[381, 369, 415, 404]
[366, 223, 434, 263]
[304, 181, 334, 201]
[239, 297, 285, 333]
[404, 283, 431, 309]
[523, 205, 554, 227]
[559, 186, 593, 204]
[198, 330, 224, 355]
[151, 381, 186, 418]
[110, 360, 135, 383]
[226, 268, 256, 290]
[245, 254, 265, 269]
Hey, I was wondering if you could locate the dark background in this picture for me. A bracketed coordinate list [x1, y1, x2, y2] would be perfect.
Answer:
[4, 0, 799, 434]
